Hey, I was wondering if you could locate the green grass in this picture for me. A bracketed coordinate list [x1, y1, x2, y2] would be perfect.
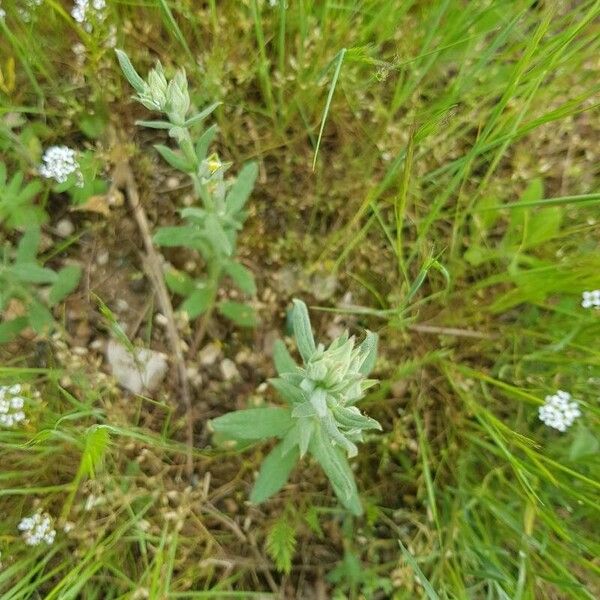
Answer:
[1, 0, 599, 597]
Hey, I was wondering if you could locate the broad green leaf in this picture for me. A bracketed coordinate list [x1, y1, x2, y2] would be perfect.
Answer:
[357, 330, 378, 375]
[181, 286, 213, 319]
[165, 269, 196, 296]
[115, 49, 146, 94]
[204, 214, 232, 256]
[218, 300, 257, 327]
[309, 426, 362, 515]
[9, 263, 57, 284]
[250, 441, 299, 505]
[226, 162, 258, 214]
[0, 317, 28, 344]
[48, 265, 82, 305]
[273, 339, 298, 375]
[153, 225, 200, 247]
[292, 299, 315, 363]
[525, 206, 562, 248]
[223, 260, 256, 295]
[194, 124, 218, 162]
[154, 144, 195, 172]
[211, 407, 293, 441]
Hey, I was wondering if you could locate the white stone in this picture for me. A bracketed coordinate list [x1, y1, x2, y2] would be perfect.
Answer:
[199, 342, 221, 366]
[220, 358, 240, 381]
[106, 340, 168, 394]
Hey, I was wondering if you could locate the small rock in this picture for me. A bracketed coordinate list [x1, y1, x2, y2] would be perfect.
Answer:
[166, 176, 180, 189]
[154, 313, 169, 328]
[106, 340, 168, 394]
[96, 250, 109, 266]
[56, 218, 75, 238]
[199, 342, 221, 366]
[220, 358, 240, 382]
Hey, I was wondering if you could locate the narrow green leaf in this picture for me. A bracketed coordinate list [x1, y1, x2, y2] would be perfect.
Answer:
[272, 339, 298, 375]
[250, 441, 299, 505]
[135, 120, 173, 130]
[184, 102, 221, 127]
[223, 260, 256, 295]
[398, 540, 440, 600]
[153, 225, 200, 247]
[226, 162, 258, 214]
[9, 263, 57, 284]
[218, 301, 257, 327]
[154, 144, 195, 172]
[358, 330, 378, 375]
[211, 407, 293, 442]
[309, 426, 362, 515]
[15, 228, 40, 264]
[292, 299, 315, 363]
[48, 265, 82, 305]
[195, 124, 218, 162]
[205, 214, 232, 256]
[115, 49, 146, 94]
[28, 299, 54, 333]
[269, 377, 305, 405]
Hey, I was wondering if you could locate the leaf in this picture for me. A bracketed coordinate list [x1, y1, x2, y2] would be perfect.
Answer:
[398, 540, 440, 600]
[211, 407, 293, 441]
[292, 299, 316, 363]
[28, 299, 54, 333]
[9, 263, 57, 284]
[218, 301, 257, 327]
[195, 124, 218, 162]
[181, 286, 213, 319]
[223, 260, 256, 295]
[309, 426, 362, 515]
[250, 441, 299, 505]
[15, 228, 40, 263]
[273, 339, 298, 375]
[135, 119, 173, 130]
[226, 162, 258, 214]
[358, 330, 378, 375]
[154, 144, 195, 172]
[81, 425, 110, 477]
[569, 426, 599, 461]
[165, 269, 195, 296]
[184, 101, 221, 127]
[48, 265, 82, 305]
[153, 225, 201, 247]
[266, 516, 297, 574]
[269, 377, 306, 405]
[204, 214, 232, 256]
[0, 317, 28, 344]
[115, 49, 146, 94]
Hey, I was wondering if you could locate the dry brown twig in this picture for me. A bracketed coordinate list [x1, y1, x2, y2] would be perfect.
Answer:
[110, 147, 194, 478]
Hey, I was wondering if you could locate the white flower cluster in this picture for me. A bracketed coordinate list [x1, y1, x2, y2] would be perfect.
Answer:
[18, 511, 56, 546]
[581, 290, 600, 309]
[0, 384, 26, 428]
[538, 390, 581, 432]
[39, 146, 82, 185]
[71, 0, 107, 32]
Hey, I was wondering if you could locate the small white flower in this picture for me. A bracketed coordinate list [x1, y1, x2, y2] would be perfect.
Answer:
[39, 146, 82, 185]
[71, 0, 106, 32]
[18, 511, 56, 546]
[0, 384, 27, 428]
[581, 290, 600, 309]
[0, 7, 6, 20]
[538, 390, 582, 432]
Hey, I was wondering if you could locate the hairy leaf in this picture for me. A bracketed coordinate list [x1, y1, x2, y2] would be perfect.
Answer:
[292, 299, 315, 363]
[211, 407, 293, 442]
[250, 441, 299, 505]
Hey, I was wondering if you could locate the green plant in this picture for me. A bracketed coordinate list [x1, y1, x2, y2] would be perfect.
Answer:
[211, 299, 380, 515]
[0, 161, 45, 228]
[0, 227, 81, 343]
[116, 50, 259, 327]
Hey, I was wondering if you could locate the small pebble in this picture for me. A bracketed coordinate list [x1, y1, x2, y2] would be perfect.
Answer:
[96, 250, 109, 266]
[220, 358, 240, 381]
[199, 342, 221, 366]
[56, 218, 75, 238]
[154, 313, 169, 328]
